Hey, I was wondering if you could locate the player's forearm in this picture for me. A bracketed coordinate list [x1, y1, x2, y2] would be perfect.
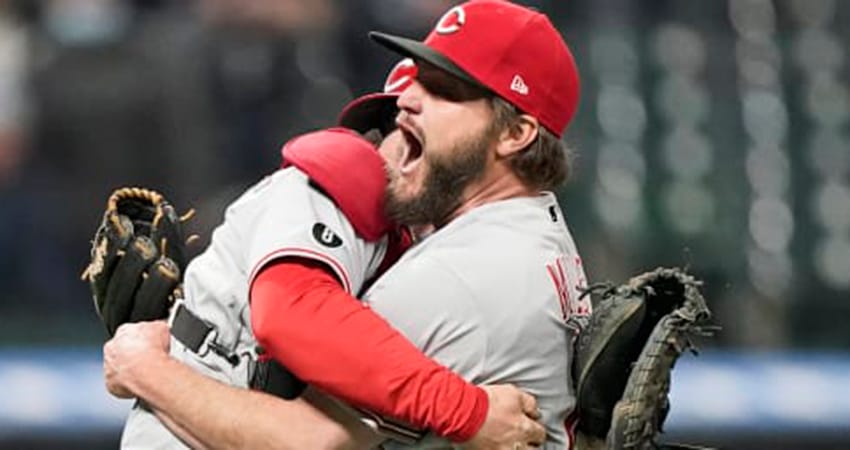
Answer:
[151, 408, 210, 450]
[251, 261, 488, 441]
[124, 354, 252, 449]
[124, 352, 360, 449]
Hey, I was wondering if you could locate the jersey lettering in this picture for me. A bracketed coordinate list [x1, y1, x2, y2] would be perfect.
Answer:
[573, 256, 590, 316]
[546, 255, 591, 322]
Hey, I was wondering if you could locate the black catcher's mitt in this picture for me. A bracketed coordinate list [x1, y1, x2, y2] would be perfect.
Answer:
[82, 187, 192, 336]
[573, 267, 714, 450]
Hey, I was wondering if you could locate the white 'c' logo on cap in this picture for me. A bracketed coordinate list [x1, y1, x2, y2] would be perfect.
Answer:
[435, 6, 465, 35]
[384, 58, 417, 93]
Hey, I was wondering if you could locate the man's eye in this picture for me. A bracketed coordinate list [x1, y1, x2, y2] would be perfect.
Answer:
[419, 76, 450, 98]
[432, 86, 457, 100]
[421, 77, 465, 101]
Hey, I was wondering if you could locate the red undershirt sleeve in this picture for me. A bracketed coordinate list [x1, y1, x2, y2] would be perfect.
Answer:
[249, 258, 488, 442]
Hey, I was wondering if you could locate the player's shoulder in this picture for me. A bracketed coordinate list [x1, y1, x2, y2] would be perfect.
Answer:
[281, 128, 391, 241]
[224, 168, 316, 212]
[429, 195, 564, 248]
[406, 195, 575, 275]
[240, 167, 363, 209]
[225, 168, 365, 240]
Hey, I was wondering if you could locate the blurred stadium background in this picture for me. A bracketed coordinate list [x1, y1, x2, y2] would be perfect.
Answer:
[0, 0, 848, 448]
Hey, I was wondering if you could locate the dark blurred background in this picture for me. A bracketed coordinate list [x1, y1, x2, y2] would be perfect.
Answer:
[0, 0, 848, 448]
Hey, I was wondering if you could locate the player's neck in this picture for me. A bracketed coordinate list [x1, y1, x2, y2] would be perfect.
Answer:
[444, 166, 535, 225]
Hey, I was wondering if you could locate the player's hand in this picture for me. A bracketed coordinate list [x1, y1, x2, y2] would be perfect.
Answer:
[103, 321, 170, 399]
[461, 384, 545, 449]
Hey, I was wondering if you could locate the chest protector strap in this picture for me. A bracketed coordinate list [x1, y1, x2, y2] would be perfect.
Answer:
[170, 302, 240, 366]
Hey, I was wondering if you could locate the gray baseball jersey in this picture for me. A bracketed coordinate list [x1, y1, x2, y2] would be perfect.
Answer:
[120, 167, 388, 449]
[362, 192, 590, 449]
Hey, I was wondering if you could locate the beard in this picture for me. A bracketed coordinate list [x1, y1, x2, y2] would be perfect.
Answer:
[384, 127, 493, 227]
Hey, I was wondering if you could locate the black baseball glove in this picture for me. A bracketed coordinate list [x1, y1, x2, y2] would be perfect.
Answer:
[573, 267, 715, 450]
[82, 187, 192, 336]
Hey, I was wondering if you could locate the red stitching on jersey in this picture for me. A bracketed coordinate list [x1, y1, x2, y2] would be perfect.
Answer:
[547, 257, 572, 321]
[564, 411, 579, 450]
[250, 247, 352, 293]
[556, 257, 573, 315]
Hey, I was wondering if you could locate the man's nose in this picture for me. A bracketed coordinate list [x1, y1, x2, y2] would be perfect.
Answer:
[396, 80, 424, 114]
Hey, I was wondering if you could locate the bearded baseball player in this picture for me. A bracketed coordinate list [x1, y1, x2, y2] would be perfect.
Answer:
[102, 0, 590, 448]
[98, 56, 546, 449]
[354, 2, 590, 447]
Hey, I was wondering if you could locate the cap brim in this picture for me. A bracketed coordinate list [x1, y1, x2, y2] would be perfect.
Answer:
[338, 92, 399, 135]
[369, 32, 487, 91]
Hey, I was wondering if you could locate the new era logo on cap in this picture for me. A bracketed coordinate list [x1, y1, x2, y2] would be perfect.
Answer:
[510, 75, 529, 95]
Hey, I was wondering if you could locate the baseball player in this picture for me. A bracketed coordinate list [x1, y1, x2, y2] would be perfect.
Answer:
[107, 0, 591, 449]
[114, 58, 545, 449]
[329, 1, 593, 447]
[351, 2, 590, 447]
[107, 1, 590, 448]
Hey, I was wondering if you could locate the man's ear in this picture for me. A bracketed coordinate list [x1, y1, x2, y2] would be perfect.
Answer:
[495, 114, 539, 158]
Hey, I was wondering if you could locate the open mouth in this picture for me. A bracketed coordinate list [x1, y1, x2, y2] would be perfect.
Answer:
[398, 126, 424, 175]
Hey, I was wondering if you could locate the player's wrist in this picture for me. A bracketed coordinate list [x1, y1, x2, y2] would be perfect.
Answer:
[122, 348, 174, 398]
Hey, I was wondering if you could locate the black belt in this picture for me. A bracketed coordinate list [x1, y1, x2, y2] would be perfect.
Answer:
[171, 302, 240, 366]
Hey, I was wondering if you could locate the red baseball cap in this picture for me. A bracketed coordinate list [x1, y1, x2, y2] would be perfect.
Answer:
[369, 0, 580, 138]
[338, 58, 418, 134]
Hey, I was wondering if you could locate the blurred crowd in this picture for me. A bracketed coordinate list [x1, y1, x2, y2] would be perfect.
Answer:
[0, 0, 472, 343]
[0, 0, 848, 349]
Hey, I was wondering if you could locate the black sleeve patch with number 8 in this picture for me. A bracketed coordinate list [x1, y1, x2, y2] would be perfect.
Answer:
[312, 223, 343, 248]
